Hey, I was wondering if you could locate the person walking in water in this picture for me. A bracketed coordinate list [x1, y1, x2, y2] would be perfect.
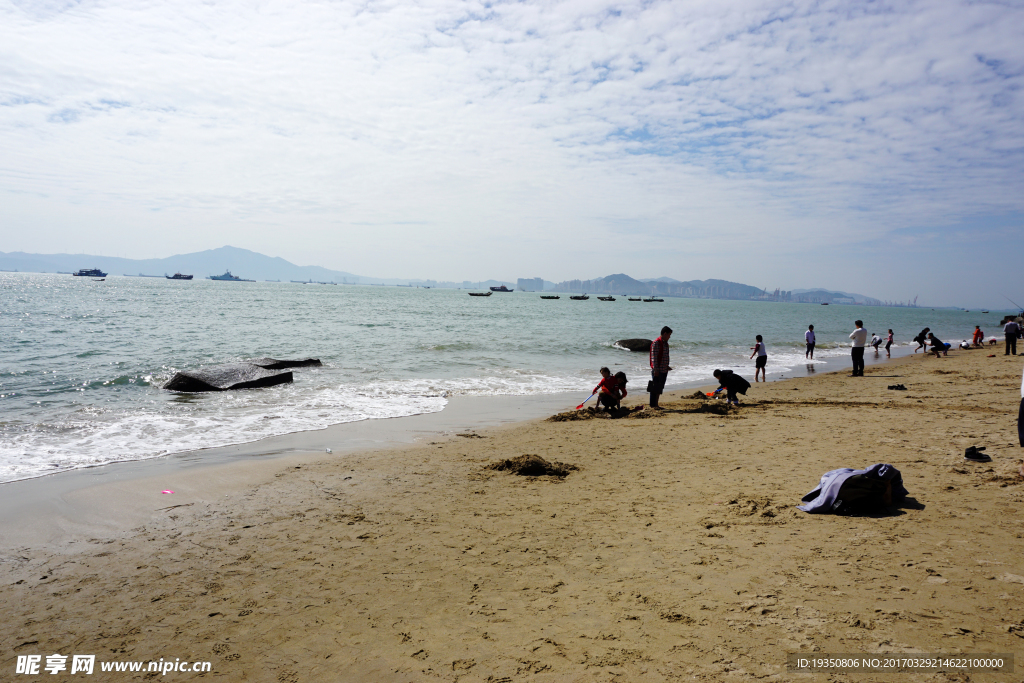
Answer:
[649, 326, 672, 409]
[805, 325, 816, 359]
[750, 334, 767, 382]
[885, 329, 894, 358]
[849, 320, 867, 376]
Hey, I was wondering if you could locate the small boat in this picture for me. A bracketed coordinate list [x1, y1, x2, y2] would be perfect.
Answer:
[597, 296, 616, 301]
[92, 278, 105, 281]
[569, 294, 589, 300]
[643, 297, 664, 302]
[468, 291, 492, 297]
[73, 268, 107, 277]
[166, 272, 193, 280]
[821, 302, 829, 305]
[540, 295, 560, 300]
[489, 285, 513, 292]
[628, 297, 642, 301]
[981, 310, 989, 313]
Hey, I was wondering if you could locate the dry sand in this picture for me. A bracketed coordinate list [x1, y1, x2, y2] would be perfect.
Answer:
[2, 350, 1023, 682]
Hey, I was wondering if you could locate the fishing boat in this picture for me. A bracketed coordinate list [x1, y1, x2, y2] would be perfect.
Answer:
[821, 302, 829, 305]
[628, 297, 642, 301]
[489, 285, 513, 292]
[597, 296, 616, 301]
[540, 295, 560, 300]
[73, 268, 107, 277]
[166, 272, 193, 280]
[643, 297, 664, 302]
[468, 291, 492, 297]
[569, 294, 589, 300]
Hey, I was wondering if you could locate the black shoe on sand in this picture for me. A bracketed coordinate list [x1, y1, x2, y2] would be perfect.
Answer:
[964, 446, 991, 462]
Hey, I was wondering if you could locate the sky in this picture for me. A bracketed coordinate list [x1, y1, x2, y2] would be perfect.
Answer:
[1, 0, 1022, 308]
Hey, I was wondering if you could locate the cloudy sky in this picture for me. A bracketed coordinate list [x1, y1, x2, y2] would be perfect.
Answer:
[2, 0, 1022, 307]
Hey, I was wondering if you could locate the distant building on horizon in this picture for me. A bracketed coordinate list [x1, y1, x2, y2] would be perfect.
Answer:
[517, 277, 544, 292]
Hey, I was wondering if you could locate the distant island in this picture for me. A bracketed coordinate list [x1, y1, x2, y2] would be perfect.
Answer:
[0, 246, 911, 306]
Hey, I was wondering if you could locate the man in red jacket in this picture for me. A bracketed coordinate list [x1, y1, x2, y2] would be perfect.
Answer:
[649, 326, 673, 409]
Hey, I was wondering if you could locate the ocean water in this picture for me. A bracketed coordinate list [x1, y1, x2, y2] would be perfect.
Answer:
[0, 272, 991, 482]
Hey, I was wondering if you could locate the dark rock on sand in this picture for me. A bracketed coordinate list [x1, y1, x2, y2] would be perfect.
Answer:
[164, 363, 293, 392]
[486, 454, 578, 477]
[250, 358, 322, 369]
[614, 338, 652, 352]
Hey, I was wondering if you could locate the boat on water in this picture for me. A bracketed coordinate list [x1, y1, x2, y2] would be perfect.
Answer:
[468, 291, 492, 297]
[166, 272, 193, 280]
[597, 296, 616, 301]
[643, 297, 664, 302]
[540, 295, 560, 300]
[569, 294, 589, 300]
[489, 285, 513, 292]
[73, 268, 107, 277]
[821, 302, 829, 305]
[208, 270, 252, 282]
[628, 297, 642, 301]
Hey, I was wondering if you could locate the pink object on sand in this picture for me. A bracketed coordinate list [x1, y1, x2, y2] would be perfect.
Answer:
[161, 490, 174, 494]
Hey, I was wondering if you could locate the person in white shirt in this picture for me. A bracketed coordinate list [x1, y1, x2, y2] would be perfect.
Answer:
[849, 320, 868, 376]
[750, 334, 768, 382]
[870, 333, 882, 354]
[805, 325, 816, 359]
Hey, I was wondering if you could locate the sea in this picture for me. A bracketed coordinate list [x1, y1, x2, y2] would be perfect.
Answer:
[0, 272, 993, 483]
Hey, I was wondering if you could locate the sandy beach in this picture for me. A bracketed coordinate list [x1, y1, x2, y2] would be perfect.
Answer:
[2, 349, 1022, 681]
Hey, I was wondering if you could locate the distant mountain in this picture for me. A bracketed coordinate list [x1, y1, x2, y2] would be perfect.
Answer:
[554, 274, 772, 299]
[640, 276, 684, 284]
[0, 246, 366, 283]
[790, 288, 882, 305]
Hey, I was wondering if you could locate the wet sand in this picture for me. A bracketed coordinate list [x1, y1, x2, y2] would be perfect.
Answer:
[1, 349, 1022, 681]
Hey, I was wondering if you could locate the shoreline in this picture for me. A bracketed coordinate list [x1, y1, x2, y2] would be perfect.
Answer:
[0, 344, 922, 553]
[1, 348, 1021, 680]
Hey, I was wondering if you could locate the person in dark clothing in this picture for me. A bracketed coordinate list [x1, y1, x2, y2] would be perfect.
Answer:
[712, 368, 751, 405]
[927, 332, 948, 357]
[649, 326, 673, 409]
[913, 327, 930, 353]
[1005, 319, 1020, 356]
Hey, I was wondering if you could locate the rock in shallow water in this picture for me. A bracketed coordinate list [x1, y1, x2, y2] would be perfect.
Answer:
[163, 363, 293, 392]
[614, 338, 652, 352]
[249, 357, 322, 369]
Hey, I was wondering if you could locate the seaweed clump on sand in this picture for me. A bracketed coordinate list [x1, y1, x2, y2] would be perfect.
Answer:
[547, 406, 649, 421]
[486, 454, 578, 477]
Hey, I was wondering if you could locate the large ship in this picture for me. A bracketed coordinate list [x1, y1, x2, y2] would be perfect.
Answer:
[73, 268, 107, 277]
[489, 285, 513, 292]
[208, 270, 252, 281]
[166, 272, 193, 280]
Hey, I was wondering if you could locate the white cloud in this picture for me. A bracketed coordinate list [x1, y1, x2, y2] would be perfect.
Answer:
[1, 0, 1022, 298]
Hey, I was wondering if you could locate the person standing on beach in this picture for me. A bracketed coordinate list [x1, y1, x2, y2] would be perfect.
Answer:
[750, 334, 767, 382]
[885, 329, 894, 358]
[973, 326, 985, 347]
[649, 326, 672, 409]
[1005, 318, 1020, 356]
[849, 320, 867, 376]
[805, 325, 816, 359]
[1018, 362, 1023, 447]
